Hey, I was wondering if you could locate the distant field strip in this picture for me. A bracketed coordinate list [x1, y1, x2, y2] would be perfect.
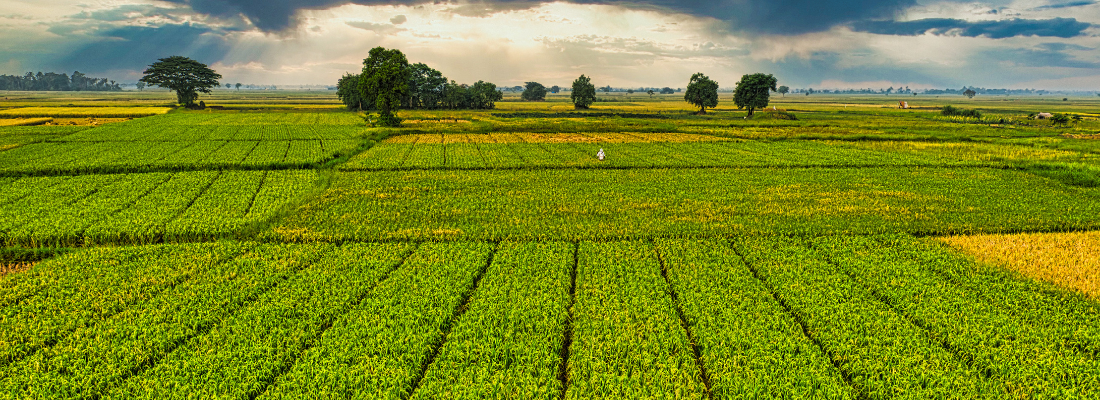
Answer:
[940, 231, 1100, 299]
[271, 167, 1100, 242]
[0, 170, 317, 246]
[0, 238, 1097, 398]
[0, 107, 170, 118]
[341, 139, 980, 170]
[0, 139, 361, 175]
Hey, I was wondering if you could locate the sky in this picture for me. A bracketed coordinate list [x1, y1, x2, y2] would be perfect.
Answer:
[2, 0, 1099, 90]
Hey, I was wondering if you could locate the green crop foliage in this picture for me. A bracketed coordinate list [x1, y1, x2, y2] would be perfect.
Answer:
[410, 241, 573, 399]
[0, 242, 323, 399]
[812, 235, 1100, 397]
[565, 241, 706, 399]
[105, 243, 413, 399]
[735, 236, 1001, 398]
[271, 167, 1100, 242]
[656, 239, 854, 398]
[260, 242, 493, 399]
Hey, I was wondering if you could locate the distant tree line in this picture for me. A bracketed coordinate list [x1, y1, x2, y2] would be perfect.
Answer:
[337, 49, 502, 115]
[0, 71, 122, 91]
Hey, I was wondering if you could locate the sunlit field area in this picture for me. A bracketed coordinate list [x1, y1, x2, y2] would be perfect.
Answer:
[2, 90, 1100, 398]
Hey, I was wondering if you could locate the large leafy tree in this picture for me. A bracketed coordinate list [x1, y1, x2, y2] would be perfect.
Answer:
[139, 56, 221, 106]
[522, 82, 547, 101]
[571, 74, 596, 109]
[358, 47, 410, 127]
[733, 73, 778, 116]
[407, 63, 447, 109]
[683, 73, 719, 114]
[777, 85, 789, 96]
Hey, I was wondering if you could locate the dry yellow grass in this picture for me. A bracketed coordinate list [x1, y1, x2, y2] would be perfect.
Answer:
[0, 107, 169, 118]
[0, 262, 34, 276]
[0, 118, 52, 127]
[940, 231, 1100, 299]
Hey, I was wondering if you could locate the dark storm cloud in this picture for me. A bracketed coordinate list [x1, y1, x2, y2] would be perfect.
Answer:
[851, 17, 1092, 39]
[54, 23, 231, 72]
[989, 42, 1100, 68]
[160, 0, 917, 33]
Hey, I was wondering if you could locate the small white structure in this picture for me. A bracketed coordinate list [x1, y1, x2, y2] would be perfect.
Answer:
[899, 101, 909, 109]
[597, 148, 605, 161]
[1036, 112, 1053, 119]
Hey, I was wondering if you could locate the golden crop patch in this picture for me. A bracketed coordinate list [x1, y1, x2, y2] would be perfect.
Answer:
[941, 231, 1100, 299]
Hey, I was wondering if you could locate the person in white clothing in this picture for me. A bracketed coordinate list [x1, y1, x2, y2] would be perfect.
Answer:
[597, 148, 605, 161]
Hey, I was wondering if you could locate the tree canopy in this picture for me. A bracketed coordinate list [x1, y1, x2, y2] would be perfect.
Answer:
[571, 75, 596, 109]
[337, 73, 367, 111]
[963, 88, 977, 99]
[138, 56, 221, 106]
[358, 47, 410, 127]
[522, 82, 548, 101]
[733, 73, 778, 116]
[549, 85, 561, 94]
[406, 63, 447, 109]
[777, 86, 790, 96]
[683, 73, 719, 114]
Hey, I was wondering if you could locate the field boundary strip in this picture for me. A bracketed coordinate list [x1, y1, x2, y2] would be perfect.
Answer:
[557, 242, 579, 398]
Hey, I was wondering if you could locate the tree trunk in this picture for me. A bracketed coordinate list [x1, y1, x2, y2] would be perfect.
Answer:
[747, 107, 755, 116]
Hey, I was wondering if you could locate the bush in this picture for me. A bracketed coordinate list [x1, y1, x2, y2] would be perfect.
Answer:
[752, 109, 798, 120]
[942, 105, 981, 118]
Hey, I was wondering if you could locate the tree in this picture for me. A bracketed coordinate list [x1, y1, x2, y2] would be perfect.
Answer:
[470, 81, 504, 109]
[358, 46, 410, 127]
[777, 85, 789, 96]
[406, 63, 447, 109]
[337, 73, 367, 111]
[235, 83, 241, 91]
[135, 82, 146, 92]
[683, 72, 719, 115]
[647, 89, 655, 98]
[571, 74, 596, 109]
[522, 81, 548, 101]
[225, 83, 232, 89]
[627, 89, 634, 95]
[549, 85, 560, 94]
[139, 56, 222, 106]
[732, 73, 778, 117]
[963, 88, 977, 99]
[601, 85, 611, 93]
[660, 87, 675, 94]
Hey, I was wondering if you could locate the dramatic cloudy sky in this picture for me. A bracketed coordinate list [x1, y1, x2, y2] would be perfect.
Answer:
[2, 0, 1100, 89]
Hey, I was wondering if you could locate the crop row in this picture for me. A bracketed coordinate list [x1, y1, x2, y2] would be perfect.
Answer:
[565, 241, 707, 398]
[410, 241, 573, 399]
[258, 242, 493, 398]
[0, 139, 360, 175]
[340, 140, 981, 170]
[656, 239, 853, 398]
[735, 236, 999, 398]
[104, 243, 414, 399]
[0, 126, 87, 150]
[271, 167, 1100, 242]
[812, 235, 1100, 397]
[0, 242, 324, 399]
[0, 170, 317, 246]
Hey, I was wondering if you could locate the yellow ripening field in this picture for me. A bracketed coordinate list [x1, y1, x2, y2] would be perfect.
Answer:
[941, 231, 1100, 299]
[0, 118, 52, 127]
[0, 107, 170, 118]
[384, 132, 730, 144]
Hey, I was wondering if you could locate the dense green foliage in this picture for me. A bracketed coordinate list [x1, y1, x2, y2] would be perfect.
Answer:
[683, 73, 719, 114]
[359, 47, 411, 126]
[942, 105, 982, 118]
[522, 82, 548, 101]
[570, 75, 596, 109]
[336, 73, 367, 111]
[732, 73, 778, 116]
[139, 56, 221, 106]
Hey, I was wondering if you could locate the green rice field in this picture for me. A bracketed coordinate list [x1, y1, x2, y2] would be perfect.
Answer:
[1, 91, 1099, 398]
